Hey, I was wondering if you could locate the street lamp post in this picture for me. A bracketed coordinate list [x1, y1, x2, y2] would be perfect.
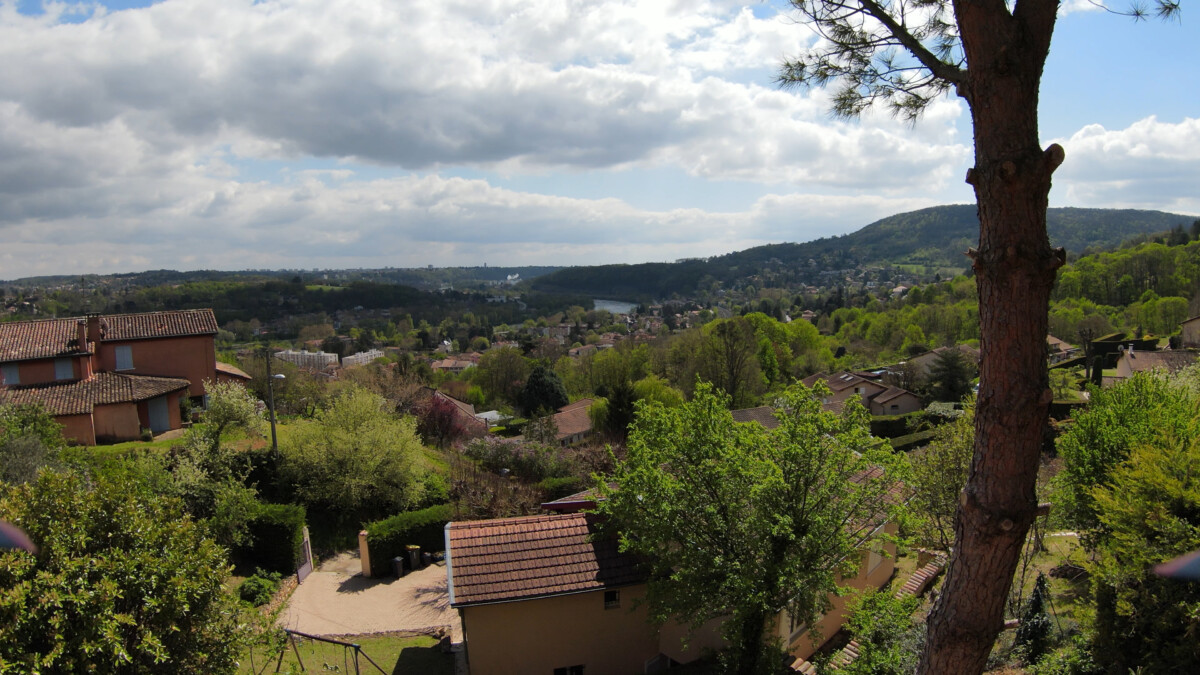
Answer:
[264, 349, 285, 456]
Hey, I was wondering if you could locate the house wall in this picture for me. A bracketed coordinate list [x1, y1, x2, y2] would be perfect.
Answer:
[461, 586, 661, 675]
[0, 355, 94, 387]
[134, 392, 184, 434]
[92, 403, 142, 443]
[56, 414, 96, 446]
[1182, 320, 1200, 349]
[6, 359, 54, 386]
[95, 335, 216, 397]
[782, 522, 899, 661]
[871, 393, 922, 416]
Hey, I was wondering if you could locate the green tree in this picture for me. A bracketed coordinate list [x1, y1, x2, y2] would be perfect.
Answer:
[777, 2, 1181, 672]
[474, 346, 529, 405]
[0, 471, 250, 672]
[195, 380, 263, 456]
[598, 382, 903, 674]
[517, 365, 569, 416]
[841, 590, 924, 675]
[908, 403, 973, 551]
[697, 317, 764, 409]
[927, 348, 974, 403]
[1088, 436, 1200, 673]
[632, 374, 685, 409]
[0, 402, 65, 484]
[1013, 572, 1052, 665]
[0, 402, 65, 452]
[1055, 371, 1195, 533]
[279, 386, 426, 524]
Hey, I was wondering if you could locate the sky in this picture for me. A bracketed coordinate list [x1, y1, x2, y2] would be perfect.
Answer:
[0, 0, 1197, 279]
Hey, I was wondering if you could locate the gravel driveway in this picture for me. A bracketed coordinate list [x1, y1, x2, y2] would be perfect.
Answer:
[277, 551, 462, 641]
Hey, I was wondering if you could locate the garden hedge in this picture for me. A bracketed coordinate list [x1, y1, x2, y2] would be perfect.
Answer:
[364, 503, 452, 577]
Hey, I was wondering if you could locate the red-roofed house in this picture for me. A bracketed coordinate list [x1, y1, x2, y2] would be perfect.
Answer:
[446, 504, 898, 673]
[801, 372, 922, 416]
[552, 398, 594, 446]
[0, 309, 221, 444]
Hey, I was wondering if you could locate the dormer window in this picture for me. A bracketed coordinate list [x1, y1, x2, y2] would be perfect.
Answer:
[55, 358, 73, 381]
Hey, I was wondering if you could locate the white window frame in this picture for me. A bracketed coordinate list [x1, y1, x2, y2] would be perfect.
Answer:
[55, 358, 73, 381]
[115, 345, 134, 371]
[1, 363, 18, 386]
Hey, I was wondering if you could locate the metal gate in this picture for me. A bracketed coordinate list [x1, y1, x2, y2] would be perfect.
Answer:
[296, 526, 313, 584]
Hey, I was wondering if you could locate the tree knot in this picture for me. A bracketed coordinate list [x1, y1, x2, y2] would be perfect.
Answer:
[1044, 144, 1066, 174]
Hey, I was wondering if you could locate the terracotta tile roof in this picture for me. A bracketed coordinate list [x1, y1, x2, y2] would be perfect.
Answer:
[873, 386, 915, 405]
[0, 309, 217, 363]
[731, 406, 780, 429]
[1, 372, 191, 416]
[1122, 349, 1200, 374]
[446, 513, 643, 607]
[215, 361, 252, 380]
[98, 309, 217, 341]
[0, 318, 88, 362]
[554, 398, 593, 439]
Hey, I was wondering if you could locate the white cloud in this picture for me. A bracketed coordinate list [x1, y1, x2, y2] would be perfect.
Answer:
[1052, 116, 1200, 216]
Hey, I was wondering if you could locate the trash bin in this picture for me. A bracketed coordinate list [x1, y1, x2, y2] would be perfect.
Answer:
[392, 556, 406, 578]
[406, 545, 421, 571]
[422, 551, 433, 567]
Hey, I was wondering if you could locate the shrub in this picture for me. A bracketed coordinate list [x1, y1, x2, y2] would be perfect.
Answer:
[462, 436, 577, 482]
[364, 504, 452, 577]
[239, 568, 284, 606]
[538, 475, 585, 500]
[234, 502, 306, 575]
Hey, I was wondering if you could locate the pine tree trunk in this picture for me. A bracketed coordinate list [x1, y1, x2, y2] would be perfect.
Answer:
[918, 2, 1062, 673]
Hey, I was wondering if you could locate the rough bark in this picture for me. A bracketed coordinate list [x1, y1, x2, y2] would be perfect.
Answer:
[917, 1, 1063, 673]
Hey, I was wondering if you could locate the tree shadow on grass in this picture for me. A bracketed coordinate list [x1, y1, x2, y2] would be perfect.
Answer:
[391, 644, 454, 675]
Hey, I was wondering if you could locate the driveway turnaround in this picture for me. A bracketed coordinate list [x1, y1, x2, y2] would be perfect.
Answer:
[277, 552, 462, 641]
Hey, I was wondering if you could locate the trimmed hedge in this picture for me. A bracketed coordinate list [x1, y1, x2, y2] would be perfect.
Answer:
[870, 412, 921, 439]
[365, 503, 452, 577]
[235, 502, 306, 575]
[889, 429, 937, 452]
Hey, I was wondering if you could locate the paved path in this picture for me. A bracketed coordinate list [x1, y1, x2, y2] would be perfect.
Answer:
[277, 552, 462, 641]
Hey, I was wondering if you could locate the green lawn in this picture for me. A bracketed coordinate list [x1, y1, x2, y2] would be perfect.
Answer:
[240, 634, 452, 675]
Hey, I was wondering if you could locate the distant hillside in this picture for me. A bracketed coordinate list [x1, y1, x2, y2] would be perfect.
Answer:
[529, 205, 1195, 299]
[2, 265, 563, 289]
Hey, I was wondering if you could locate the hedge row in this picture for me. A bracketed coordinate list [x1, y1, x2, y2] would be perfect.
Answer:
[233, 502, 307, 575]
[889, 429, 938, 453]
[364, 503, 452, 577]
[869, 412, 922, 439]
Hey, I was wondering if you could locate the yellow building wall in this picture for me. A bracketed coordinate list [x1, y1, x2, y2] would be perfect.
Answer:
[782, 522, 900, 660]
[462, 586, 660, 675]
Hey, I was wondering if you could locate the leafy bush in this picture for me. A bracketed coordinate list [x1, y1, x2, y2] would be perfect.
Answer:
[462, 436, 577, 482]
[234, 502, 306, 575]
[239, 568, 284, 606]
[364, 503, 452, 577]
[538, 476, 585, 500]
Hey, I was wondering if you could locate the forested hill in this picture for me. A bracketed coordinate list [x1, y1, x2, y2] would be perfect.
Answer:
[529, 205, 1194, 300]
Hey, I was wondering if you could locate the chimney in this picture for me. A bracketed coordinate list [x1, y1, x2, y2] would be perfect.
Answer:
[76, 320, 87, 350]
[86, 314, 102, 344]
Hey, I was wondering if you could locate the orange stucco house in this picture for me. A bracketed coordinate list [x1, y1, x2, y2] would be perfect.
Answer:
[0, 309, 221, 445]
[445, 501, 898, 675]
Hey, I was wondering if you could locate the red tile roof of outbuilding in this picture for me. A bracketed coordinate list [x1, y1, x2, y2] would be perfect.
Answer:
[446, 513, 643, 607]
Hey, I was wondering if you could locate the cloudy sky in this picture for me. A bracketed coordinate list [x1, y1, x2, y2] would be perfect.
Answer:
[0, 0, 1196, 279]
